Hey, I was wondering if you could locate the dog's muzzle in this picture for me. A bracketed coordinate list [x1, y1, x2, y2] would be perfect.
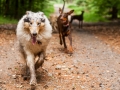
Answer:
[32, 33, 37, 37]
[31, 33, 37, 45]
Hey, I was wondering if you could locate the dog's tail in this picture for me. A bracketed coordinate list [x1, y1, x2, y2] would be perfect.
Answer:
[61, 0, 65, 14]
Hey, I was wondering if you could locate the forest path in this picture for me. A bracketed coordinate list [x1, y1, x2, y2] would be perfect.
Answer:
[0, 25, 120, 90]
[0, 4, 120, 90]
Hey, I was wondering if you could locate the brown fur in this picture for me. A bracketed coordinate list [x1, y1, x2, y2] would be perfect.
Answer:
[57, 0, 74, 54]
[49, 14, 58, 33]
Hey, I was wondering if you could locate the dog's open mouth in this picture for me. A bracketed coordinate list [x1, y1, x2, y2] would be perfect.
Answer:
[31, 35, 37, 45]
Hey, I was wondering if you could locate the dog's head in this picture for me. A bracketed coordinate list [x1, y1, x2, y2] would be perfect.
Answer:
[23, 11, 45, 44]
[59, 8, 74, 24]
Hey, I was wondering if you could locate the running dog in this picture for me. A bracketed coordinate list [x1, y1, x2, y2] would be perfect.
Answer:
[57, 0, 74, 54]
[16, 11, 52, 85]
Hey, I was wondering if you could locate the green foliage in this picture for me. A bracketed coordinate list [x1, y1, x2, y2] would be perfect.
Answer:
[84, 12, 108, 22]
[68, 5, 84, 14]
[68, 0, 120, 22]
[50, 0, 63, 3]
[0, 16, 17, 24]
[74, 0, 88, 6]
[68, 3, 108, 22]
[88, 0, 120, 17]
[0, 0, 54, 19]
[42, 1, 54, 17]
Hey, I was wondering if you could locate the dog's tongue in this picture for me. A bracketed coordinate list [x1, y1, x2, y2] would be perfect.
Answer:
[32, 36, 37, 45]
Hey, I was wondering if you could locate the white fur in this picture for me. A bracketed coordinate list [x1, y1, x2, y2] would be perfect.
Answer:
[16, 11, 52, 85]
[16, 12, 52, 53]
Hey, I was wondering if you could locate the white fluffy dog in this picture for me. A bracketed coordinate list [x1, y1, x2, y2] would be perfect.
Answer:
[16, 11, 52, 85]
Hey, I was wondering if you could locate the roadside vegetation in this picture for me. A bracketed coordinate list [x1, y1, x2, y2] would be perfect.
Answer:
[0, 0, 54, 24]
[68, 4, 108, 22]
[0, 0, 120, 24]
[68, 0, 120, 22]
[0, 16, 18, 24]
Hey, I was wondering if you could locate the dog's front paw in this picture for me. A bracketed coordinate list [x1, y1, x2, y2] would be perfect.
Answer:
[64, 48, 69, 53]
[69, 46, 74, 54]
[35, 59, 44, 70]
[30, 77, 37, 86]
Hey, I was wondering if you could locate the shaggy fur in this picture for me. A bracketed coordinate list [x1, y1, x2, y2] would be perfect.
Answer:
[16, 11, 52, 85]
[49, 14, 58, 33]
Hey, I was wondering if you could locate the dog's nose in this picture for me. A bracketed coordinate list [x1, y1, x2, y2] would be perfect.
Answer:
[32, 33, 37, 36]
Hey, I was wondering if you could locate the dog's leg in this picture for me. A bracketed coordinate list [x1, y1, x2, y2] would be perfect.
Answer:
[57, 19, 63, 45]
[19, 44, 30, 80]
[68, 33, 73, 54]
[35, 50, 46, 70]
[59, 33, 63, 45]
[81, 20, 83, 29]
[35, 57, 44, 70]
[23, 63, 30, 80]
[58, 26, 62, 45]
[26, 51, 37, 86]
[62, 35, 68, 53]
[79, 21, 80, 28]
[59, 27, 63, 45]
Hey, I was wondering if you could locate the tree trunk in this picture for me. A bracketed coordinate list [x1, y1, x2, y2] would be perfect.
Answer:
[111, 6, 118, 19]
[0, 0, 1, 14]
[5, 0, 9, 16]
[29, 0, 32, 10]
[14, 0, 18, 19]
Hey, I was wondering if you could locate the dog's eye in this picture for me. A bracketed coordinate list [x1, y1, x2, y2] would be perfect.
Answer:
[37, 22, 41, 25]
[30, 22, 32, 25]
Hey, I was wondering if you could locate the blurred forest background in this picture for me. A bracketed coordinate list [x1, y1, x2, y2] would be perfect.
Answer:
[0, 0, 120, 24]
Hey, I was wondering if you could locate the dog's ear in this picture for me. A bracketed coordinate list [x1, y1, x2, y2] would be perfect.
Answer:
[59, 8, 62, 14]
[41, 13, 44, 17]
[26, 11, 29, 15]
[26, 11, 31, 15]
[37, 11, 44, 17]
[67, 10, 74, 15]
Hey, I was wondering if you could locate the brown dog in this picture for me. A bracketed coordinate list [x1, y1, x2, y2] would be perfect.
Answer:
[57, 0, 74, 54]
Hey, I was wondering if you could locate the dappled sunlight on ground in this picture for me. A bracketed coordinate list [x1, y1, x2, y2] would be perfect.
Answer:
[0, 24, 120, 90]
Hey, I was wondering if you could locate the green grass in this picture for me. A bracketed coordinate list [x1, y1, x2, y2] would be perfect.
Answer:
[43, 6, 54, 17]
[68, 4, 108, 22]
[84, 12, 108, 22]
[43, 1, 55, 17]
[0, 16, 18, 24]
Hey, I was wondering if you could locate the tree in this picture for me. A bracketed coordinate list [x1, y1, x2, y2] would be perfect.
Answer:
[0, 0, 54, 19]
[88, 0, 120, 19]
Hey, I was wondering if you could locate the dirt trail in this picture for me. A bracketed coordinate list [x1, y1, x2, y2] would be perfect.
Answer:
[0, 25, 120, 90]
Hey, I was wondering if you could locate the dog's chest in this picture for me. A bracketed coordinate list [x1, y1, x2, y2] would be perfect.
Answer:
[27, 40, 48, 54]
